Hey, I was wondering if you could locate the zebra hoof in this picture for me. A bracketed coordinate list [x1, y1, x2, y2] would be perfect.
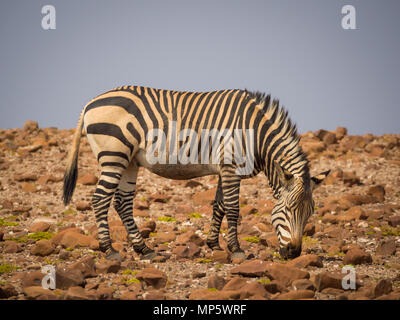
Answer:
[141, 250, 157, 261]
[231, 251, 246, 260]
[106, 250, 122, 262]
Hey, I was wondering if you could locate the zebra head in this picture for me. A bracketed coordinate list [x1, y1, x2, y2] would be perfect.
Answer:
[271, 161, 330, 259]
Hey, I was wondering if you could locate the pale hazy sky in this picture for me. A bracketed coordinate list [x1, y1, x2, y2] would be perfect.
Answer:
[0, 0, 399, 134]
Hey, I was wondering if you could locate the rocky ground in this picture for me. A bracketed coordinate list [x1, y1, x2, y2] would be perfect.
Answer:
[0, 121, 399, 300]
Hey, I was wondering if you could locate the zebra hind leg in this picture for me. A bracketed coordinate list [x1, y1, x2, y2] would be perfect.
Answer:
[114, 164, 157, 260]
[92, 169, 124, 261]
[206, 177, 225, 251]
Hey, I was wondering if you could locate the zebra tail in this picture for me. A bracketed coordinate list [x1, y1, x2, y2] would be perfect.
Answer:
[63, 110, 84, 205]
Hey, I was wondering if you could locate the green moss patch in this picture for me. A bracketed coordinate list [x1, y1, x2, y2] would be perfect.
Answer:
[157, 216, 176, 222]
[242, 236, 260, 244]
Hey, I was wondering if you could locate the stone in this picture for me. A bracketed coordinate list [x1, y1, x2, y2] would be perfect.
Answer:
[373, 279, 392, 298]
[55, 267, 86, 289]
[257, 199, 275, 215]
[388, 216, 400, 227]
[230, 259, 270, 277]
[287, 254, 323, 269]
[335, 127, 347, 140]
[23, 120, 39, 131]
[51, 227, 84, 246]
[20, 182, 37, 193]
[266, 263, 310, 287]
[0, 284, 18, 298]
[240, 281, 270, 299]
[136, 268, 167, 289]
[343, 248, 372, 265]
[342, 171, 361, 187]
[292, 279, 315, 291]
[173, 243, 201, 259]
[189, 289, 221, 300]
[143, 290, 167, 300]
[303, 224, 315, 237]
[222, 277, 248, 291]
[77, 174, 98, 185]
[313, 272, 343, 291]
[175, 230, 205, 246]
[22, 272, 45, 288]
[31, 239, 54, 256]
[59, 230, 97, 249]
[240, 205, 258, 216]
[367, 185, 385, 203]
[154, 232, 176, 244]
[345, 207, 368, 220]
[142, 220, 156, 232]
[276, 289, 315, 300]
[95, 259, 121, 274]
[376, 239, 396, 256]
[23, 286, 57, 300]
[28, 222, 51, 233]
[192, 188, 216, 206]
[96, 286, 114, 300]
[76, 201, 91, 211]
[210, 250, 230, 263]
[3, 241, 22, 253]
[134, 200, 150, 210]
[208, 275, 226, 291]
[69, 256, 97, 278]
[110, 225, 128, 242]
[65, 286, 91, 300]
[265, 280, 285, 294]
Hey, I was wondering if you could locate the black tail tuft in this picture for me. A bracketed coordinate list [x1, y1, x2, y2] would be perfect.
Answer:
[63, 156, 78, 205]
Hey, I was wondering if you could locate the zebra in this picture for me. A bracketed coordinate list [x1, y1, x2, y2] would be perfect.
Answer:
[63, 86, 329, 261]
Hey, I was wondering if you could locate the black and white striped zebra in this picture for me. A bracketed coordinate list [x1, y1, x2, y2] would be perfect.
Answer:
[63, 86, 329, 261]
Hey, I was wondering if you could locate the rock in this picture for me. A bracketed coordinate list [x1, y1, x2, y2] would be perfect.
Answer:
[96, 286, 114, 300]
[77, 174, 98, 185]
[230, 259, 270, 277]
[65, 286, 91, 300]
[20, 182, 37, 193]
[189, 289, 221, 300]
[31, 239, 54, 256]
[154, 232, 176, 244]
[29, 222, 51, 233]
[22, 272, 45, 288]
[143, 290, 167, 300]
[300, 141, 326, 154]
[136, 268, 167, 289]
[373, 279, 392, 298]
[287, 254, 323, 269]
[175, 230, 205, 246]
[69, 256, 97, 278]
[276, 289, 315, 300]
[134, 200, 150, 210]
[208, 275, 226, 291]
[173, 243, 201, 259]
[388, 216, 400, 227]
[110, 225, 128, 242]
[376, 239, 396, 256]
[240, 205, 258, 216]
[140, 228, 152, 239]
[266, 263, 309, 287]
[142, 220, 156, 232]
[95, 259, 121, 274]
[342, 171, 361, 187]
[23, 120, 39, 131]
[343, 248, 372, 265]
[55, 267, 86, 289]
[185, 180, 203, 188]
[303, 224, 315, 236]
[240, 281, 270, 299]
[367, 185, 385, 203]
[345, 206, 368, 220]
[3, 241, 22, 253]
[23, 286, 57, 300]
[265, 280, 285, 294]
[192, 188, 216, 206]
[14, 173, 38, 182]
[292, 279, 316, 291]
[0, 284, 18, 298]
[257, 199, 275, 215]
[59, 230, 97, 249]
[335, 127, 347, 140]
[222, 277, 248, 291]
[76, 201, 91, 211]
[211, 250, 230, 263]
[313, 272, 343, 291]
[193, 271, 206, 279]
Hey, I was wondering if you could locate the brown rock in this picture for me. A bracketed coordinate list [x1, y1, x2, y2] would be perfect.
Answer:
[373, 279, 392, 298]
[175, 230, 205, 246]
[154, 232, 176, 244]
[51, 227, 84, 246]
[313, 272, 343, 291]
[140, 228, 152, 239]
[189, 289, 221, 300]
[14, 173, 38, 182]
[23, 286, 57, 300]
[276, 289, 315, 300]
[230, 259, 270, 277]
[134, 200, 150, 210]
[300, 141, 326, 154]
[148, 193, 170, 203]
[59, 230, 97, 249]
[303, 224, 315, 237]
[20, 182, 37, 193]
[265, 280, 285, 294]
[240, 281, 270, 299]
[208, 275, 226, 291]
[211, 250, 230, 263]
[367, 185, 385, 203]
[257, 199, 275, 215]
[96, 286, 114, 300]
[376, 239, 396, 256]
[22, 272, 45, 288]
[343, 248, 372, 265]
[287, 254, 323, 269]
[345, 206, 368, 220]
[173, 243, 201, 259]
[110, 225, 128, 242]
[31, 239, 54, 256]
[222, 277, 248, 291]
[143, 290, 167, 300]
[292, 279, 316, 291]
[335, 127, 347, 140]
[69, 256, 97, 278]
[266, 263, 309, 287]
[65, 286, 91, 300]
[342, 171, 361, 187]
[240, 205, 258, 217]
[95, 259, 121, 274]
[192, 188, 216, 206]
[24, 120, 39, 131]
[142, 220, 156, 232]
[56, 267, 86, 289]
[3, 241, 22, 253]
[0, 284, 18, 298]
[29, 222, 51, 233]
[77, 174, 98, 186]
[388, 215, 400, 227]
[76, 201, 91, 211]
[136, 268, 167, 289]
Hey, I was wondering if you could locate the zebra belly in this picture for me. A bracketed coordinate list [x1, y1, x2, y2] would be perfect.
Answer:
[134, 149, 219, 180]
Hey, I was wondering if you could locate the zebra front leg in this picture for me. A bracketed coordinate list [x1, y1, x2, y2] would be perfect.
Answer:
[206, 177, 225, 250]
[220, 168, 245, 259]
[92, 169, 124, 261]
[114, 164, 156, 260]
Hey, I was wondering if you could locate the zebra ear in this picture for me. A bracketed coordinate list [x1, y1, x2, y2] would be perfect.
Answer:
[310, 170, 330, 191]
[273, 160, 293, 188]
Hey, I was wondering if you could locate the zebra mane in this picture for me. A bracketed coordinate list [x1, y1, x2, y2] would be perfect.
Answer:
[244, 89, 310, 195]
